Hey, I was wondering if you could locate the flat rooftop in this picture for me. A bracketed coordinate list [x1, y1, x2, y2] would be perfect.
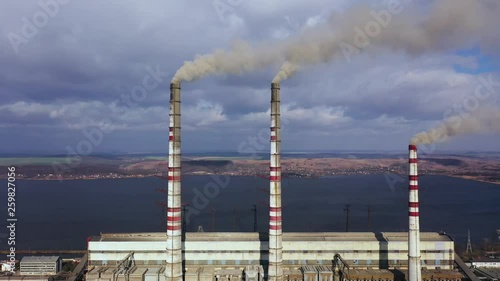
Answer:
[20, 256, 60, 263]
[89, 232, 452, 242]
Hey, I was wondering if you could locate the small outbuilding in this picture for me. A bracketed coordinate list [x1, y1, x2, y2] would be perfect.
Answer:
[19, 256, 62, 275]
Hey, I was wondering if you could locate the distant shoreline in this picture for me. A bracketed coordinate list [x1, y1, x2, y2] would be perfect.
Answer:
[2, 173, 499, 185]
[2, 154, 499, 185]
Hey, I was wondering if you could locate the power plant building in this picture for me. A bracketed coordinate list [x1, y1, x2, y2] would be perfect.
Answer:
[85, 82, 465, 281]
[87, 232, 458, 281]
[87, 232, 456, 267]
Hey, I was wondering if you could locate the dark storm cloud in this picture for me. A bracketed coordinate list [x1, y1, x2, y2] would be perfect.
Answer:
[0, 0, 499, 153]
[0, 0, 230, 102]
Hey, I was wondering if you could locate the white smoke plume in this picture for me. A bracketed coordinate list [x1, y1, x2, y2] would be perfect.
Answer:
[172, 0, 500, 82]
[410, 107, 500, 145]
[272, 62, 300, 83]
[172, 40, 283, 82]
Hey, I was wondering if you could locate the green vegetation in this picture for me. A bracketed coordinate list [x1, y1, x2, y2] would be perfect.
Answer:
[143, 156, 169, 161]
[189, 157, 255, 161]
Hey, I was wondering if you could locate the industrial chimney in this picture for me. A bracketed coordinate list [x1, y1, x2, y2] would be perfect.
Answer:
[408, 144, 421, 281]
[269, 82, 283, 281]
[166, 82, 182, 281]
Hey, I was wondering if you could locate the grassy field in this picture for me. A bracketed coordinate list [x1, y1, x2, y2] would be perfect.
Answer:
[143, 156, 169, 161]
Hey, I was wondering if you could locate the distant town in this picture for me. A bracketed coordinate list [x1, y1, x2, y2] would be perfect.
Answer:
[2, 153, 499, 184]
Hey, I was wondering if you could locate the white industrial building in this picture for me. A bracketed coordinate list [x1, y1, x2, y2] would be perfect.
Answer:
[19, 256, 62, 275]
[86, 232, 461, 281]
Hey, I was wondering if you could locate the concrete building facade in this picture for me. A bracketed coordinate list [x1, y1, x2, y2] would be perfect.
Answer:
[87, 232, 457, 281]
[20, 256, 62, 275]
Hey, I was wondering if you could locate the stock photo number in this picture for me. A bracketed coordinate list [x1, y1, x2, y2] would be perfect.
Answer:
[7, 166, 17, 265]
[7, 167, 16, 219]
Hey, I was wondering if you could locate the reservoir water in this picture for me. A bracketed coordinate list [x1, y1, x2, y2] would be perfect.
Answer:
[1, 175, 499, 250]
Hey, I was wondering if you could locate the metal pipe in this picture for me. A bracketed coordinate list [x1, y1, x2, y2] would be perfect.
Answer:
[269, 82, 283, 281]
[408, 144, 421, 281]
[166, 82, 182, 281]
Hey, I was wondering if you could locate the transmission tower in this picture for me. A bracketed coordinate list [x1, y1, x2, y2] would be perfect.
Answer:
[211, 208, 216, 232]
[232, 209, 237, 231]
[344, 204, 351, 232]
[252, 205, 258, 232]
[367, 205, 372, 231]
[466, 229, 473, 254]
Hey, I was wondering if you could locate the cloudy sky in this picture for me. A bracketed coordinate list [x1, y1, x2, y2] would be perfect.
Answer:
[1, 0, 499, 154]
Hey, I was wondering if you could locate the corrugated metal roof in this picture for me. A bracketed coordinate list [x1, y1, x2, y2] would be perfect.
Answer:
[90, 232, 452, 242]
[316, 265, 333, 272]
[21, 256, 60, 263]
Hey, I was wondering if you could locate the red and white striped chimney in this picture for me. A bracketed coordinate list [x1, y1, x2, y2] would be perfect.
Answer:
[269, 82, 283, 281]
[166, 82, 182, 281]
[408, 144, 421, 281]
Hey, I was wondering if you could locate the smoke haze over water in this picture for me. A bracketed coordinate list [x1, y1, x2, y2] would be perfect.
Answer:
[172, 0, 500, 83]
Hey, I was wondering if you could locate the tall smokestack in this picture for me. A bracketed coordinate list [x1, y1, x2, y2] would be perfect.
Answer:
[408, 145, 421, 281]
[166, 82, 182, 281]
[269, 82, 283, 281]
